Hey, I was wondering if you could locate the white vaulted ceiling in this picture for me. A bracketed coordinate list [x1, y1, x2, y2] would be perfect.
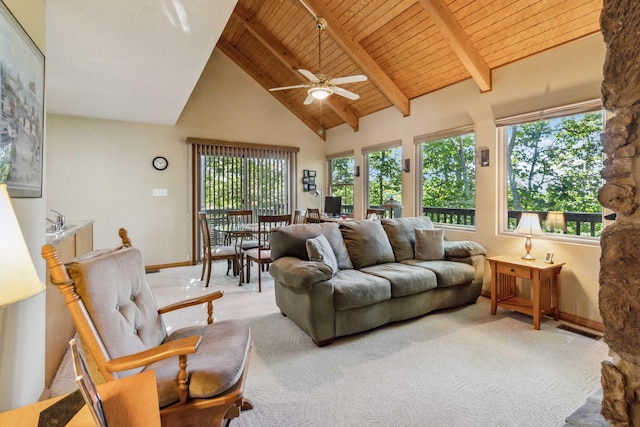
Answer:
[45, 0, 237, 125]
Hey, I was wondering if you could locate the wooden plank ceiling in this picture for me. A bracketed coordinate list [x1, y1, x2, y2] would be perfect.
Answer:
[217, 0, 602, 140]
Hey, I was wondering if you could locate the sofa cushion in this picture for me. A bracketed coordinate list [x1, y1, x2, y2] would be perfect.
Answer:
[270, 222, 353, 269]
[414, 228, 445, 261]
[331, 269, 391, 310]
[306, 234, 338, 276]
[359, 263, 437, 297]
[381, 217, 435, 261]
[339, 220, 395, 269]
[402, 259, 475, 287]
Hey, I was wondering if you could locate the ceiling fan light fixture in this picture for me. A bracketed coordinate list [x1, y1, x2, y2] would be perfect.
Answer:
[308, 86, 333, 100]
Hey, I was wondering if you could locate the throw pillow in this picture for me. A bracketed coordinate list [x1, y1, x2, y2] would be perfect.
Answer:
[414, 228, 445, 261]
[306, 234, 339, 276]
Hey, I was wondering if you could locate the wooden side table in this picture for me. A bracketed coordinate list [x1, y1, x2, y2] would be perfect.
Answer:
[0, 370, 160, 426]
[488, 254, 564, 330]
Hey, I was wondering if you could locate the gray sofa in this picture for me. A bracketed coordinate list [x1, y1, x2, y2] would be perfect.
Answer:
[269, 216, 486, 346]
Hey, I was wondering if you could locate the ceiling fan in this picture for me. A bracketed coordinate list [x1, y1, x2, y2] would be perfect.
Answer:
[269, 18, 367, 105]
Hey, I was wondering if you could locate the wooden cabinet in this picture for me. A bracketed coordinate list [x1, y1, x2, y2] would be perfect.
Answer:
[488, 254, 564, 330]
[44, 222, 94, 389]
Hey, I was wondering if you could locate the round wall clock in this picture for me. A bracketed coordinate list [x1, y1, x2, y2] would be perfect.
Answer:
[152, 156, 168, 171]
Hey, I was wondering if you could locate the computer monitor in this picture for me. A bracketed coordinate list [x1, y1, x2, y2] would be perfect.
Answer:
[324, 196, 342, 217]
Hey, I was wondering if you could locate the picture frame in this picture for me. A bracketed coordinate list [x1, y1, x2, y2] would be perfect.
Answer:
[0, 2, 45, 198]
[308, 177, 315, 185]
[303, 183, 309, 192]
[544, 251, 555, 264]
[308, 184, 316, 191]
[308, 170, 316, 177]
[303, 169, 309, 177]
[302, 177, 310, 184]
[70, 338, 108, 427]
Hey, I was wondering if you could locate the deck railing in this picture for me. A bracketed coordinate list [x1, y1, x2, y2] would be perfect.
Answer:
[421, 207, 603, 237]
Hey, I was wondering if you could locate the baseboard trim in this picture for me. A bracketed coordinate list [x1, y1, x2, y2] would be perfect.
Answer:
[479, 290, 604, 332]
[145, 261, 191, 273]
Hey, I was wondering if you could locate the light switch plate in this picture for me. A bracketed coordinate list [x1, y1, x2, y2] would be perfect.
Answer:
[152, 189, 168, 196]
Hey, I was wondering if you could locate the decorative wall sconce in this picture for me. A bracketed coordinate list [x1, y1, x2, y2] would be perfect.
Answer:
[403, 159, 410, 173]
[354, 166, 360, 177]
[479, 147, 490, 167]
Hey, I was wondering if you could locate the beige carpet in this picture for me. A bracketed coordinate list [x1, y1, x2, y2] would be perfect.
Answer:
[51, 262, 609, 426]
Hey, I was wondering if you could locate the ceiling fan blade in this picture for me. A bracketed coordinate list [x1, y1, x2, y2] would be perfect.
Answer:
[331, 74, 368, 85]
[303, 94, 315, 105]
[333, 86, 360, 100]
[269, 84, 310, 92]
[298, 69, 320, 82]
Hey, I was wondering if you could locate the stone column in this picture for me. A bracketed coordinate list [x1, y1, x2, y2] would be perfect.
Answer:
[599, 1, 640, 426]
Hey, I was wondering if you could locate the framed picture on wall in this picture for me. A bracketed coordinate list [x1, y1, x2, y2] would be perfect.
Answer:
[303, 183, 309, 192]
[303, 177, 310, 184]
[0, 2, 45, 198]
[308, 170, 316, 177]
[309, 184, 316, 191]
[303, 169, 309, 177]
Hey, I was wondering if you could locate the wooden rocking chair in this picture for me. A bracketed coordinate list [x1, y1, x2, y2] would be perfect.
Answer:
[41, 228, 253, 427]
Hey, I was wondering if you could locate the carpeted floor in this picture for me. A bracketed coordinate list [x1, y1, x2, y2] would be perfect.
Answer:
[50, 262, 610, 426]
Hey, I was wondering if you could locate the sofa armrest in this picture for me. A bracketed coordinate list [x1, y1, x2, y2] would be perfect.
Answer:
[444, 240, 487, 258]
[269, 256, 333, 290]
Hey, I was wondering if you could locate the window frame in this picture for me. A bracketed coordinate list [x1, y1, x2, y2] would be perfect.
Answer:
[496, 99, 607, 245]
[327, 151, 355, 215]
[362, 140, 402, 215]
[414, 125, 476, 230]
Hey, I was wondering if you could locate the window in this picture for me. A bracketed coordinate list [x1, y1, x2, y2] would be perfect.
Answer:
[363, 142, 402, 217]
[416, 126, 476, 227]
[328, 153, 354, 214]
[497, 100, 604, 238]
[190, 139, 297, 248]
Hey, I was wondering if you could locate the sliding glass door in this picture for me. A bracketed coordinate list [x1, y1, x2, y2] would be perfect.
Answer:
[191, 140, 298, 252]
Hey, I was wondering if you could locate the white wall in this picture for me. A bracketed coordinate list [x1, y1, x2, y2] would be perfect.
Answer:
[0, 0, 47, 411]
[327, 33, 606, 325]
[46, 49, 325, 265]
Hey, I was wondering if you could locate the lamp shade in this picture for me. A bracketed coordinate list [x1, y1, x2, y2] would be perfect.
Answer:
[381, 196, 402, 208]
[546, 211, 565, 233]
[515, 213, 543, 236]
[0, 184, 45, 307]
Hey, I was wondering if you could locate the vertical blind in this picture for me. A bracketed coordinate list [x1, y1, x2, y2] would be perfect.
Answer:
[197, 143, 295, 212]
[189, 138, 298, 249]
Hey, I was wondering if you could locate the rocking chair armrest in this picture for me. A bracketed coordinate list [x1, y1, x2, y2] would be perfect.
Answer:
[158, 290, 224, 315]
[104, 335, 202, 373]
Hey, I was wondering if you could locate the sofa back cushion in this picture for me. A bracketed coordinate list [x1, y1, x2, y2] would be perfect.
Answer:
[340, 220, 395, 269]
[270, 222, 353, 269]
[381, 216, 435, 261]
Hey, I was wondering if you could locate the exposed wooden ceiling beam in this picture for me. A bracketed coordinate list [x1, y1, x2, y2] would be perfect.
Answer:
[216, 38, 327, 140]
[302, 0, 410, 117]
[418, 0, 491, 92]
[233, 5, 360, 131]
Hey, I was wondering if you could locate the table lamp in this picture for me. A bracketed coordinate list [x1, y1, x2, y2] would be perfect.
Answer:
[515, 213, 543, 260]
[0, 184, 45, 307]
[381, 196, 402, 219]
[546, 211, 565, 233]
